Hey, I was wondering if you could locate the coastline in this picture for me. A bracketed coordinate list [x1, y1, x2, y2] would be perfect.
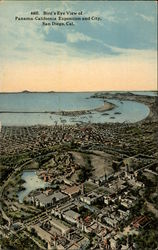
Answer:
[94, 101, 116, 112]
[0, 92, 156, 125]
[91, 92, 158, 124]
[53, 101, 116, 116]
[0, 101, 116, 117]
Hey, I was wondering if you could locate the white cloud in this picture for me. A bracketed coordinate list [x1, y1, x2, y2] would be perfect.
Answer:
[109, 46, 157, 63]
[102, 10, 118, 23]
[66, 32, 92, 43]
[84, 10, 118, 27]
[0, 13, 81, 63]
[136, 13, 155, 23]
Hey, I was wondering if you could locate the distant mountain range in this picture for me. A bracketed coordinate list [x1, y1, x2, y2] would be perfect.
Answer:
[22, 90, 55, 93]
[0, 90, 55, 94]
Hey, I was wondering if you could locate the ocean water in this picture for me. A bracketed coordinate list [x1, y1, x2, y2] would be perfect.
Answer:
[0, 92, 152, 126]
[0, 92, 102, 112]
[130, 91, 157, 97]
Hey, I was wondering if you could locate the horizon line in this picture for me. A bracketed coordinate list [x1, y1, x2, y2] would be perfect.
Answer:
[0, 89, 157, 94]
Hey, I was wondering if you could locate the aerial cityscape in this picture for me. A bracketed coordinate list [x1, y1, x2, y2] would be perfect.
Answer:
[0, 91, 158, 250]
[0, 0, 157, 249]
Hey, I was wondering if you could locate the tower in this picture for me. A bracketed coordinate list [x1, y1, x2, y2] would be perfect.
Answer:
[81, 183, 84, 195]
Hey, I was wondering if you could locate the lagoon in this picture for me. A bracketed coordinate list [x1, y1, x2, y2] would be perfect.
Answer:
[18, 170, 50, 203]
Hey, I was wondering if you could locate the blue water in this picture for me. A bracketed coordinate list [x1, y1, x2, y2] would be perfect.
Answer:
[0, 92, 102, 112]
[130, 91, 157, 97]
[18, 170, 50, 203]
[0, 92, 151, 125]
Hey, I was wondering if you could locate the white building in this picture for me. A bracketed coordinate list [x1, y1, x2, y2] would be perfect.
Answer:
[63, 210, 80, 224]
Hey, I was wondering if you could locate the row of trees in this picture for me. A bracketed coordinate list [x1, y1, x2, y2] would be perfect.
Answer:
[78, 155, 93, 182]
[0, 234, 41, 250]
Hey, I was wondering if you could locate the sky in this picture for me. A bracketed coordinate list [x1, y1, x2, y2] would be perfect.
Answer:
[0, 0, 157, 92]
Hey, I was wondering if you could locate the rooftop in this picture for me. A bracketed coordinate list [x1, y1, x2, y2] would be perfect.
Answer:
[50, 217, 70, 234]
[63, 185, 80, 196]
[64, 210, 80, 220]
[35, 191, 67, 205]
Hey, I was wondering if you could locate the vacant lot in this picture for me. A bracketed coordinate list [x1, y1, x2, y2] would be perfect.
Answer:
[70, 150, 114, 178]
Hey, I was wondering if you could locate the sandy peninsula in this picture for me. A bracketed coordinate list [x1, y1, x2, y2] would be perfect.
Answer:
[53, 101, 116, 116]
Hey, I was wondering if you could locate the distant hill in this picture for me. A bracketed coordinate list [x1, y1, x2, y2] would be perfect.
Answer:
[22, 90, 55, 93]
[0, 90, 56, 94]
[22, 90, 30, 93]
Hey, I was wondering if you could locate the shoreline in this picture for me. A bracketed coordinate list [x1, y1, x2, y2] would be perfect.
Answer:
[54, 101, 116, 116]
[0, 93, 156, 126]
[0, 101, 116, 117]
[91, 92, 158, 124]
